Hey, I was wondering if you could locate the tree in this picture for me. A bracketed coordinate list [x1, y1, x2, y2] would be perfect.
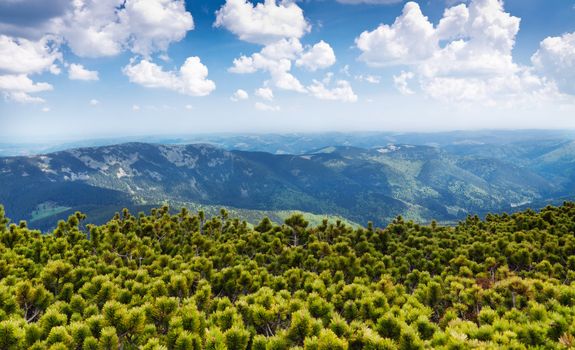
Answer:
[15, 281, 52, 322]
[41, 261, 73, 296]
[285, 214, 309, 247]
[0, 203, 572, 348]
[0, 205, 9, 233]
[0, 320, 24, 350]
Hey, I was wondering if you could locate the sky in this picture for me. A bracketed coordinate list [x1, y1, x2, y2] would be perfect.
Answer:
[0, 0, 574, 142]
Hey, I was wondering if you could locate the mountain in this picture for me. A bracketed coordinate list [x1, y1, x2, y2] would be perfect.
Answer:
[4, 130, 575, 157]
[1, 137, 574, 230]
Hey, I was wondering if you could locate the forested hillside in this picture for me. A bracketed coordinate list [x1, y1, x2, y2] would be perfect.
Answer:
[3, 138, 575, 231]
[0, 203, 575, 349]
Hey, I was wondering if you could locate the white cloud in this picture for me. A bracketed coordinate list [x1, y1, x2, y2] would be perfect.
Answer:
[356, 2, 437, 66]
[0, 35, 60, 103]
[218, 0, 346, 100]
[356, 74, 381, 84]
[532, 32, 575, 95]
[356, 0, 520, 69]
[231, 89, 249, 101]
[274, 70, 307, 93]
[229, 38, 347, 96]
[89, 99, 100, 106]
[0, 0, 198, 103]
[393, 71, 415, 94]
[132, 104, 141, 111]
[41, 106, 51, 112]
[229, 39, 302, 72]
[68, 64, 99, 81]
[260, 38, 303, 60]
[228, 56, 259, 74]
[255, 87, 274, 101]
[0, 74, 53, 103]
[120, 0, 194, 56]
[185, 104, 193, 110]
[420, 71, 560, 106]
[6, 92, 46, 104]
[435, 4, 469, 41]
[296, 40, 336, 71]
[255, 101, 280, 111]
[62, 0, 126, 58]
[355, 0, 565, 105]
[0, 1, 194, 60]
[0, 35, 61, 75]
[214, 0, 310, 45]
[123, 57, 216, 97]
[229, 45, 307, 93]
[308, 77, 358, 102]
[217, 1, 343, 98]
[63, 0, 194, 57]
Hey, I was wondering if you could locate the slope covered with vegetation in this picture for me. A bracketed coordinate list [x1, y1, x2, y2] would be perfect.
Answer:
[0, 203, 575, 349]
[4, 137, 575, 231]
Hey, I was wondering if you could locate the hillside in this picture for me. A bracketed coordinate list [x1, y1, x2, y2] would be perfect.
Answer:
[1, 139, 574, 230]
[0, 203, 574, 349]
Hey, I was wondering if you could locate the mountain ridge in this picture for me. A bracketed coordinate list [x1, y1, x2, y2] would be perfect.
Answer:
[1, 138, 574, 230]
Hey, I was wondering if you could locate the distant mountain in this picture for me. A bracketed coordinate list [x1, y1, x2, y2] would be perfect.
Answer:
[3, 130, 575, 157]
[1, 136, 574, 230]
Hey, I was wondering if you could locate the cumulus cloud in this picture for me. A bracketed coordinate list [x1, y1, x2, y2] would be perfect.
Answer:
[60, 0, 126, 57]
[0, 74, 53, 103]
[435, 4, 469, 41]
[1, 1, 195, 58]
[255, 87, 274, 101]
[356, 0, 566, 105]
[218, 0, 348, 100]
[229, 40, 307, 93]
[255, 101, 280, 111]
[62, 0, 194, 58]
[231, 89, 249, 101]
[532, 32, 575, 95]
[120, 0, 194, 56]
[261, 38, 303, 60]
[123, 57, 216, 97]
[356, 2, 437, 66]
[68, 64, 99, 81]
[356, 0, 521, 71]
[0, 34, 61, 103]
[89, 99, 100, 106]
[308, 75, 358, 102]
[296, 41, 336, 71]
[229, 39, 301, 73]
[214, 0, 310, 45]
[0, 35, 61, 75]
[0, 0, 203, 102]
[274, 70, 307, 93]
[393, 71, 415, 95]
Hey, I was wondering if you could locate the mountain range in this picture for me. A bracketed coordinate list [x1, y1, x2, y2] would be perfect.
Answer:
[1, 131, 574, 230]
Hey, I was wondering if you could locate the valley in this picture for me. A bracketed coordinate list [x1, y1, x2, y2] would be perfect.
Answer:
[2, 131, 574, 231]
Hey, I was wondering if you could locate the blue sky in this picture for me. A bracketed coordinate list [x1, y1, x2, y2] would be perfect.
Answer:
[0, 0, 574, 142]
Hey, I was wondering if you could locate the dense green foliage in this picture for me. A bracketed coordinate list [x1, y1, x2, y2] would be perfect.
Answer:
[0, 203, 575, 349]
